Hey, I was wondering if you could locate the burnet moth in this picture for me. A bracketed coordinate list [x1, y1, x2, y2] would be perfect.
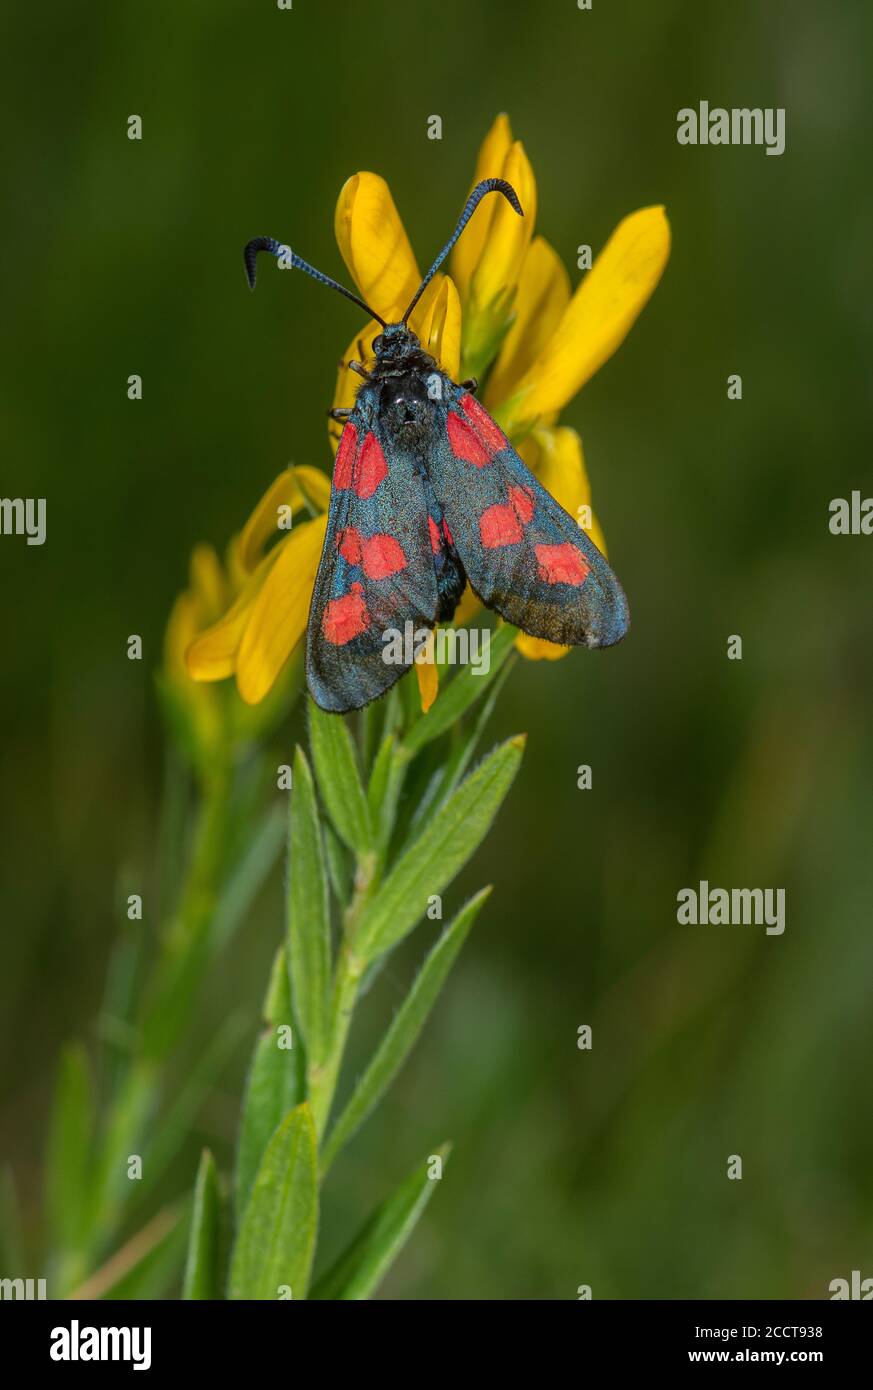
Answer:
[244, 178, 629, 714]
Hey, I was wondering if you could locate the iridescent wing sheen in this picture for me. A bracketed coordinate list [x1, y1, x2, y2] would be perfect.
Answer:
[306, 388, 439, 713]
[425, 385, 630, 648]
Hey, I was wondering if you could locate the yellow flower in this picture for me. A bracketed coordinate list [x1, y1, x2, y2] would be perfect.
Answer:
[450, 117, 538, 382]
[494, 205, 671, 438]
[185, 465, 330, 705]
[330, 174, 461, 455]
[162, 543, 228, 764]
[452, 113, 669, 659]
[184, 113, 669, 710]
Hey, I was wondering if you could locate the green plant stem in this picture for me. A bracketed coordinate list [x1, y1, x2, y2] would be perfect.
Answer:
[309, 853, 375, 1137]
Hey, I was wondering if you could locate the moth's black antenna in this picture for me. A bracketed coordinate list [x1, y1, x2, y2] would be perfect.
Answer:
[244, 237, 387, 328]
[401, 178, 524, 326]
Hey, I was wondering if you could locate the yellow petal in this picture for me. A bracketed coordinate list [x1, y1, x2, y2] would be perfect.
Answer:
[225, 533, 248, 593]
[484, 237, 570, 410]
[165, 591, 200, 681]
[236, 467, 332, 569]
[294, 465, 332, 514]
[453, 583, 482, 627]
[514, 631, 570, 662]
[186, 594, 252, 681]
[188, 543, 227, 625]
[451, 113, 513, 299]
[334, 173, 420, 323]
[330, 317, 383, 454]
[460, 140, 537, 380]
[238, 469, 313, 573]
[467, 139, 536, 310]
[164, 588, 223, 754]
[409, 275, 462, 380]
[186, 548, 281, 681]
[499, 206, 670, 433]
[416, 658, 439, 713]
[236, 516, 328, 704]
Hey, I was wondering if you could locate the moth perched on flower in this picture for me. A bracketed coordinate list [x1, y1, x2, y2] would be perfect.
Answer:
[186, 115, 670, 710]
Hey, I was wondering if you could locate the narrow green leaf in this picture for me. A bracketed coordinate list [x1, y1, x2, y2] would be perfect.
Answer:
[399, 665, 425, 729]
[310, 1145, 450, 1300]
[381, 685, 402, 741]
[323, 890, 490, 1172]
[357, 735, 524, 960]
[403, 651, 515, 855]
[45, 1043, 94, 1254]
[288, 747, 331, 1063]
[235, 948, 303, 1223]
[183, 1151, 226, 1300]
[323, 820, 352, 906]
[367, 733, 409, 858]
[366, 732, 396, 819]
[266, 941, 295, 1023]
[236, 1032, 294, 1223]
[308, 699, 373, 854]
[402, 624, 517, 755]
[359, 700, 382, 772]
[437, 653, 516, 805]
[229, 1103, 319, 1301]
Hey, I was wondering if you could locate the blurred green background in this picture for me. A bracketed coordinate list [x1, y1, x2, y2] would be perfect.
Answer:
[3, 0, 872, 1298]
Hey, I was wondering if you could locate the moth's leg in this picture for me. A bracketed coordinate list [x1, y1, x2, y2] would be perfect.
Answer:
[348, 360, 371, 379]
[328, 407, 352, 422]
[459, 376, 478, 394]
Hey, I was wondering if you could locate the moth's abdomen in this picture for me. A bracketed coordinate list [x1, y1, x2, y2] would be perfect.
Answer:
[435, 546, 466, 622]
[422, 475, 466, 622]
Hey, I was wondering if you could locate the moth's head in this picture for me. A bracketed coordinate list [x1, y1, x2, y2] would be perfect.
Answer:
[372, 322, 419, 362]
[245, 180, 521, 373]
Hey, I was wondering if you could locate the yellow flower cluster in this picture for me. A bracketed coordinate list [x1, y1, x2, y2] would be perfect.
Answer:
[178, 114, 669, 711]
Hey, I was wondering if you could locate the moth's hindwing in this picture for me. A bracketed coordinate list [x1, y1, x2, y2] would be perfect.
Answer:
[426, 382, 630, 648]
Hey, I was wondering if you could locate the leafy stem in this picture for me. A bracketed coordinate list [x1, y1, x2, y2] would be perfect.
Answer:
[309, 851, 375, 1136]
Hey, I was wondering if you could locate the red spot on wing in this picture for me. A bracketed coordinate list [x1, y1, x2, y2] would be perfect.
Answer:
[322, 582, 369, 645]
[479, 483, 535, 549]
[535, 542, 591, 587]
[447, 411, 491, 467]
[361, 533, 406, 579]
[428, 515, 442, 554]
[334, 423, 357, 490]
[442, 518, 453, 547]
[460, 393, 506, 452]
[356, 432, 388, 498]
[509, 484, 534, 524]
[480, 503, 524, 549]
[337, 526, 363, 564]
[338, 526, 406, 579]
